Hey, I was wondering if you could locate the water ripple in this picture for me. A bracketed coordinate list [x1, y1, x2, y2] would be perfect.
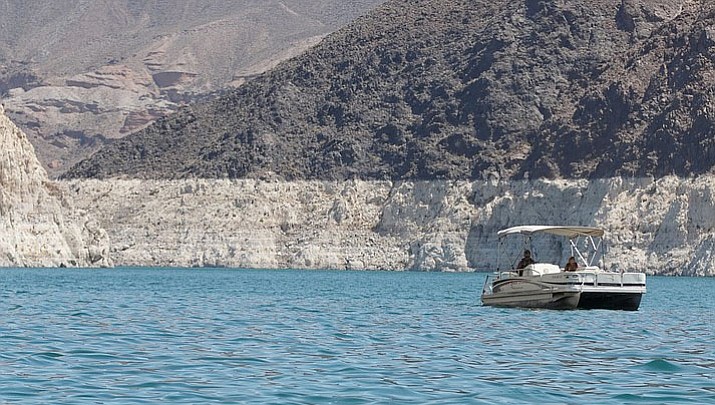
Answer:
[0, 269, 712, 404]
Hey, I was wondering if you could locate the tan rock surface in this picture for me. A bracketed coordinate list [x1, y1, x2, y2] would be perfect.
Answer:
[64, 177, 714, 275]
[0, 104, 111, 267]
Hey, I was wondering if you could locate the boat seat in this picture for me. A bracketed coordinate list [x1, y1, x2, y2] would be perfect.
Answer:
[522, 263, 561, 276]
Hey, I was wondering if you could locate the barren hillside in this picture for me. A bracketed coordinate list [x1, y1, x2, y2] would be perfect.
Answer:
[0, 0, 385, 176]
[64, 0, 715, 181]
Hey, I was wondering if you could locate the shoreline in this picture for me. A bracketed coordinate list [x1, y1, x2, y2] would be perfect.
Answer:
[59, 176, 715, 276]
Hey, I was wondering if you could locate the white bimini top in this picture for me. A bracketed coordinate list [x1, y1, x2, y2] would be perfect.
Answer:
[497, 225, 604, 239]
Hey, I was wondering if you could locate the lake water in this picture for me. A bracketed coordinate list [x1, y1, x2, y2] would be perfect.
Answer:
[0, 268, 712, 404]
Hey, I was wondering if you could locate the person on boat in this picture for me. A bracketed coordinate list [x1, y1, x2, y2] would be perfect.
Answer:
[516, 250, 535, 270]
[564, 256, 578, 272]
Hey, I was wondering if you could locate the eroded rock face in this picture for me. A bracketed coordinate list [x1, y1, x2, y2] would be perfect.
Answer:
[0, 104, 112, 267]
[4, 65, 176, 175]
[64, 177, 714, 276]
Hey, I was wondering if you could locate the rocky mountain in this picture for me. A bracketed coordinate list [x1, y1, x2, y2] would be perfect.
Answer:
[64, 0, 715, 181]
[0, 0, 385, 177]
[0, 105, 111, 267]
[40, 0, 715, 275]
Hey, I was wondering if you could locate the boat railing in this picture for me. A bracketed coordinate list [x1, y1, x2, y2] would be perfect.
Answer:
[482, 274, 495, 295]
[482, 271, 513, 295]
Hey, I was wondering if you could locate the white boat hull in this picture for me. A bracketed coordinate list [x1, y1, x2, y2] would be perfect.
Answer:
[481, 269, 646, 311]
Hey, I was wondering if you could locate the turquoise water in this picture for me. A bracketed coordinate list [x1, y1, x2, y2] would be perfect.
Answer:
[0, 269, 712, 404]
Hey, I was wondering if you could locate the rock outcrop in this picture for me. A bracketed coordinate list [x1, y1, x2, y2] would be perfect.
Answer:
[0, 104, 111, 267]
[64, 177, 714, 276]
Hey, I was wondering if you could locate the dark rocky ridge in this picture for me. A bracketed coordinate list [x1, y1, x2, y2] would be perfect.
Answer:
[63, 0, 715, 181]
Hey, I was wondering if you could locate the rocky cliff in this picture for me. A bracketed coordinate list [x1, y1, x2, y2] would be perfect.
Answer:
[64, 177, 714, 276]
[64, 0, 715, 181]
[0, 104, 111, 267]
[0, 0, 385, 177]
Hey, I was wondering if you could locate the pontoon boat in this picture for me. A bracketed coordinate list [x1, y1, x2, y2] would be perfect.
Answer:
[481, 226, 646, 310]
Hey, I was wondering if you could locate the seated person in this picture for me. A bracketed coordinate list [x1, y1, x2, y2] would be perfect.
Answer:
[564, 256, 578, 272]
[516, 249, 535, 269]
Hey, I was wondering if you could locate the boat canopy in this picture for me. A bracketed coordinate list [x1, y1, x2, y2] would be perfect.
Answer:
[497, 225, 604, 239]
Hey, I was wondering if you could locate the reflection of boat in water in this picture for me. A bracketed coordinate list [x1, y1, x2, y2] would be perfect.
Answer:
[481, 226, 646, 311]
